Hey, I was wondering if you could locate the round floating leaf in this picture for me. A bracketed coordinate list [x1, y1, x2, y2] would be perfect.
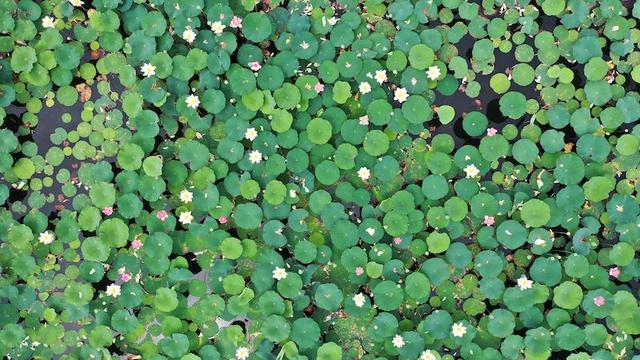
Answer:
[553, 282, 583, 310]
[408, 44, 434, 70]
[11, 46, 37, 73]
[89, 182, 116, 208]
[499, 91, 527, 119]
[426, 232, 450, 253]
[462, 111, 487, 136]
[583, 176, 614, 202]
[154, 287, 179, 313]
[317, 342, 343, 360]
[117, 143, 144, 171]
[520, 199, 551, 227]
[490, 73, 510, 94]
[488, 309, 515, 338]
[262, 315, 291, 342]
[13, 158, 35, 180]
[363, 130, 390, 156]
[81, 237, 110, 262]
[373, 280, 404, 311]
[402, 95, 431, 124]
[497, 220, 528, 249]
[242, 13, 273, 42]
[541, 0, 565, 15]
[99, 218, 129, 248]
[159, 335, 188, 358]
[512, 139, 538, 164]
[405, 272, 431, 301]
[307, 118, 332, 144]
[142, 156, 163, 177]
[233, 203, 263, 229]
[436, 105, 455, 125]
[314, 283, 343, 311]
[178, 140, 210, 170]
[291, 318, 320, 349]
[554, 323, 584, 351]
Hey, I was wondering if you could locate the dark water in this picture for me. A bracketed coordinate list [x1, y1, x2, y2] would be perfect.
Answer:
[4, 68, 127, 216]
[6, 92, 102, 216]
[431, 13, 561, 146]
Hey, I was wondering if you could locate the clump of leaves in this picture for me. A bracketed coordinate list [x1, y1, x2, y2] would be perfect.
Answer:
[0, 0, 639, 359]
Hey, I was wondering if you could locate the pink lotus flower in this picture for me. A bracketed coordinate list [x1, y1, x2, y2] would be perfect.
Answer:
[359, 115, 369, 126]
[609, 267, 620, 279]
[315, 82, 324, 93]
[355, 267, 364, 276]
[483, 215, 495, 226]
[394, 237, 402, 245]
[487, 128, 497, 136]
[131, 239, 143, 250]
[593, 296, 605, 307]
[219, 216, 228, 224]
[120, 273, 132, 282]
[249, 62, 261, 71]
[102, 207, 113, 216]
[157, 210, 168, 221]
[230, 16, 242, 29]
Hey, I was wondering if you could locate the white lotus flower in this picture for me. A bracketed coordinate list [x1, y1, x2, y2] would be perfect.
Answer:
[235, 346, 250, 360]
[365, 227, 375, 236]
[359, 82, 372, 94]
[211, 21, 226, 35]
[179, 189, 193, 203]
[244, 127, 258, 141]
[140, 63, 156, 77]
[272, 267, 287, 280]
[69, 0, 84, 6]
[353, 293, 366, 308]
[249, 150, 262, 164]
[39, 231, 55, 245]
[42, 16, 56, 29]
[179, 211, 193, 225]
[106, 284, 121, 298]
[182, 27, 197, 44]
[374, 70, 387, 84]
[357, 167, 371, 181]
[517, 275, 533, 290]
[185, 94, 200, 109]
[392, 334, 405, 348]
[421, 350, 437, 360]
[427, 65, 441, 80]
[451, 322, 467, 337]
[394, 87, 409, 103]
[463, 164, 480, 178]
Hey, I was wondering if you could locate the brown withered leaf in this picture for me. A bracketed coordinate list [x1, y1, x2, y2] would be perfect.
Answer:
[76, 83, 92, 102]
[563, 143, 574, 153]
